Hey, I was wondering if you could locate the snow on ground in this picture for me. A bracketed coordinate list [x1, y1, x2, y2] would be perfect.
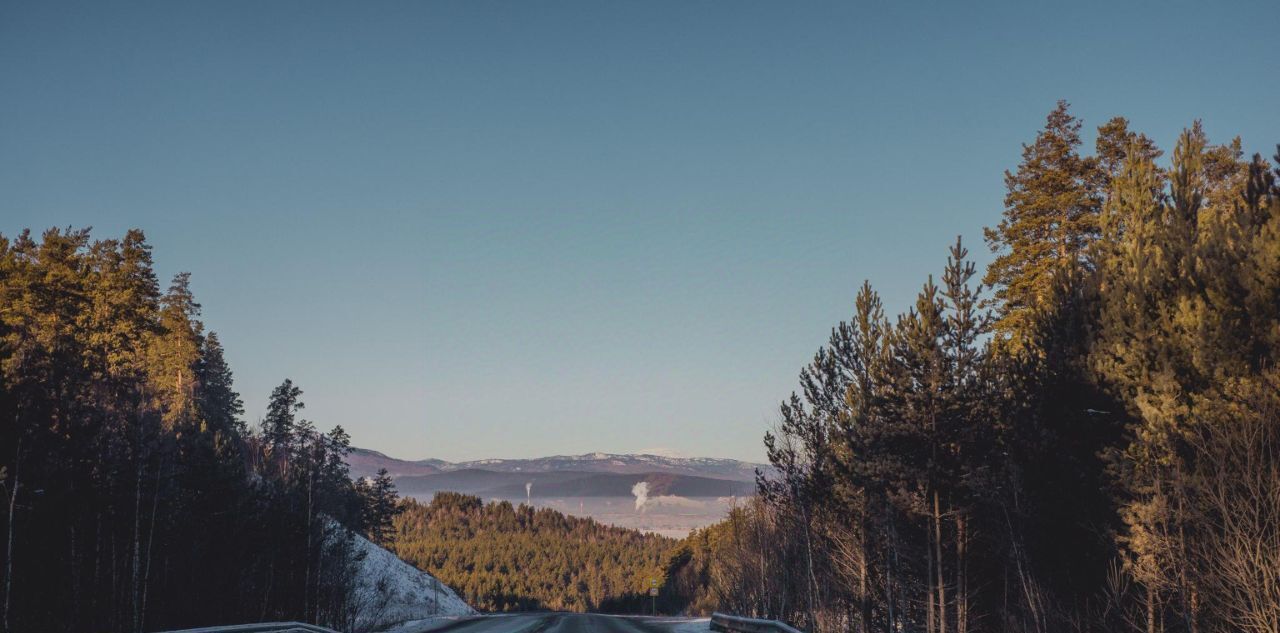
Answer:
[667, 618, 711, 633]
[347, 529, 475, 632]
[380, 615, 479, 633]
[381, 614, 544, 633]
[619, 616, 711, 633]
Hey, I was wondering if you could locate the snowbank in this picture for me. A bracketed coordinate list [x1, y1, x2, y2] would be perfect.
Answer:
[668, 618, 712, 633]
[347, 530, 475, 632]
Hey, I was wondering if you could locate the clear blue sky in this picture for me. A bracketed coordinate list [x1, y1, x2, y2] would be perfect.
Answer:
[2, 1, 1276, 461]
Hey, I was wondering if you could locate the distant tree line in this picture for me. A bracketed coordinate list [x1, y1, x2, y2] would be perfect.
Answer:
[0, 229, 403, 633]
[390, 492, 672, 614]
[660, 104, 1280, 633]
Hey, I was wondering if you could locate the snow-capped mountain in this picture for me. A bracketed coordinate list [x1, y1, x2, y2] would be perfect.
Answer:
[348, 448, 768, 482]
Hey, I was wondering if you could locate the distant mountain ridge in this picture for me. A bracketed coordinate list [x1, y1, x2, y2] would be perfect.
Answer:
[393, 468, 754, 499]
[347, 447, 768, 482]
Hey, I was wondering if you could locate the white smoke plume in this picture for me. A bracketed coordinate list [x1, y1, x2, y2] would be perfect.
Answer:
[631, 481, 649, 512]
[525, 482, 532, 503]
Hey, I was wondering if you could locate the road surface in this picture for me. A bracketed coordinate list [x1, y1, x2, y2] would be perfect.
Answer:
[391, 613, 709, 633]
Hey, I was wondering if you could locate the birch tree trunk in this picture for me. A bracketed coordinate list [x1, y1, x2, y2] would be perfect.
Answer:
[801, 503, 819, 631]
[1147, 587, 1157, 633]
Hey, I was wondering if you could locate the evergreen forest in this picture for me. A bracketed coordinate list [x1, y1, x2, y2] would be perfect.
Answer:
[659, 104, 1280, 633]
[0, 231, 402, 632]
[390, 493, 672, 614]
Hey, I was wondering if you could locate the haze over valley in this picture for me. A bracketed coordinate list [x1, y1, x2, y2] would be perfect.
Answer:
[348, 448, 763, 537]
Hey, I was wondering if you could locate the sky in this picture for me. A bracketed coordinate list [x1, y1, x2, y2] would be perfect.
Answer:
[2, 1, 1277, 462]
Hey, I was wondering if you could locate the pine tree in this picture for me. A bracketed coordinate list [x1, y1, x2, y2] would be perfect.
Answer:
[828, 281, 887, 633]
[262, 379, 304, 462]
[938, 237, 991, 633]
[197, 332, 245, 438]
[148, 273, 204, 430]
[364, 469, 402, 545]
[984, 101, 1102, 349]
[1093, 116, 1162, 192]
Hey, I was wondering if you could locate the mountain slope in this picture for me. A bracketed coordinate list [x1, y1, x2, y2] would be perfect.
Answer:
[348, 448, 445, 478]
[348, 448, 766, 482]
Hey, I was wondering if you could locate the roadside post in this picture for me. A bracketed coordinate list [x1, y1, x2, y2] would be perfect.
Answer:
[649, 578, 659, 615]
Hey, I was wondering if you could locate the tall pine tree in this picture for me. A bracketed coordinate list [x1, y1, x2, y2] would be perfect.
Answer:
[983, 101, 1102, 350]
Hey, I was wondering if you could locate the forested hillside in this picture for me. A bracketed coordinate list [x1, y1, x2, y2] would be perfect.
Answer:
[390, 493, 674, 613]
[0, 230, 406, 633]
[656, 105, 1280, 633]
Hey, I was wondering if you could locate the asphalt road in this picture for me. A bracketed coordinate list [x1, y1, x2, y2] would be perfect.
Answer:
[396, 613, 708, 633]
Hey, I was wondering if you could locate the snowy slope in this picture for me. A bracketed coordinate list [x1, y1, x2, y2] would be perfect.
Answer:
[347, 529, 475, 632]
